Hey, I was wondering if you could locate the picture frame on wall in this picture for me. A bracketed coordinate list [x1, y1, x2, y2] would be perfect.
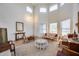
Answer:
[16, 22, 24, 32]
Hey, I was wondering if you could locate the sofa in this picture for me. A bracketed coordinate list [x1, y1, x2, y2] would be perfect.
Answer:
[42, 33, 58, 41]
[68, 34, 78, 39]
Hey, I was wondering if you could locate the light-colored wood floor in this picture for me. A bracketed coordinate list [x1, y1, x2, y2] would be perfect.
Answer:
[15, 40, 24, 46]
[15, 39, 56, 46]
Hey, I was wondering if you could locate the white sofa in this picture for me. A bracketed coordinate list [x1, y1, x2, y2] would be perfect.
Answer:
[42, 33, 58, 41]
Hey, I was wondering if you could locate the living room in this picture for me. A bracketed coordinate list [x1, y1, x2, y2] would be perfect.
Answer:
[0, 3, 79, 56]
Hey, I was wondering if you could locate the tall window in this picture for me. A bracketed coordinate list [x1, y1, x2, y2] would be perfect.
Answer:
[50, 23, 57, 33]
[49, 4, 58, 12]
[40, 24, 46, 33]
[40, 7, 47, 13]
[61, 19, 70, 35]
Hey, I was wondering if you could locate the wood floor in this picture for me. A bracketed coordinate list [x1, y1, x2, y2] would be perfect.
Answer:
[15, 40, 24, 46]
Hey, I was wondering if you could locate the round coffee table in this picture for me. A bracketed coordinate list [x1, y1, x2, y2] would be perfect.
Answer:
[35, 39, 48, 49]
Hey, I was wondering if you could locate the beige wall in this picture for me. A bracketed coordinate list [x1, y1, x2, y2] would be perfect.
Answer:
[0, 3, 79, 41]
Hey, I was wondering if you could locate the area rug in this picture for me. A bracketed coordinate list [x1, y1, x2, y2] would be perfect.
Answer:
[15, 41, 59, 56]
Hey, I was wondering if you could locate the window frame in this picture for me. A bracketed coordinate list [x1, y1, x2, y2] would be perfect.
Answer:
[61, 19, 70, 35]
[60, 3, 65, 7]
[40, 24, 46, 33]
[39, 7, 47, 13]
[26, 6, 33, 13]
[49, 4, 58, 12]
